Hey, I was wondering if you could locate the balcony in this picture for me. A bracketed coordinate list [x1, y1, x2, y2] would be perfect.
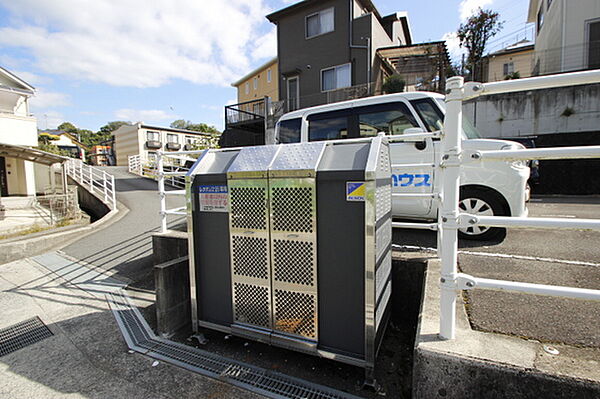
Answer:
[225, 98, 266, 128]
[0, 113, 37, 146]
[166, 142, 181, 151]
[146, 140, 162, 149]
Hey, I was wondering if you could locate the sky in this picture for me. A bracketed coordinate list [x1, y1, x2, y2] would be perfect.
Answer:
[0, 0, 532, 132]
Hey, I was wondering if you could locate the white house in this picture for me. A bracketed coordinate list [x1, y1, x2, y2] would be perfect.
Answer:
[0, 66, 37, 197]
[528, 0, 600, 75]
[113, 123, 214, 166]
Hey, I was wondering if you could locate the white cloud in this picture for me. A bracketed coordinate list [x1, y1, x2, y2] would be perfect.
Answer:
[0, 0, 274, 88]
[252, 29, 277, 61]
[114, 108, 177, 124]
[37, 110, 65, 130]
[11, 70, 50, 86]
[459, 0, 494, 21]
[29, 89, 70, 109]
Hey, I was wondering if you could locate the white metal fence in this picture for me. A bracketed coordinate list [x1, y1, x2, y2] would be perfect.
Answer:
[65, 158, 117, 210]
[437, 69, 600, 340]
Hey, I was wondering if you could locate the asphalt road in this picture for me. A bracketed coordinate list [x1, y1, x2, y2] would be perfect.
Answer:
[394, 195, 600, 348]
[61, 166, 185, 287]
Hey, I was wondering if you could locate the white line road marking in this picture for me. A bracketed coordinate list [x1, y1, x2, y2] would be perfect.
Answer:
[392, 244, 600, 268]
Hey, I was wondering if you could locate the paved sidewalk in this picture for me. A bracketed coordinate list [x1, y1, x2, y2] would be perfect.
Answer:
[0, 257, 257, 399]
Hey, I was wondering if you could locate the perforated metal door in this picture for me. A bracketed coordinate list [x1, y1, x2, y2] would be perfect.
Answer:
[269, 178, 318, 341]
[229, 179, 272, 329]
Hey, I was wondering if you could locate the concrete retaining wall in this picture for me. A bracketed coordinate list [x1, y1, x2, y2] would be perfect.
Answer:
[412, 258, 600, 398]
[69, 177, 110, 221]
[154, 256, 190, 336]
[464, 83, 600, 138]
[152, 231, 190, 337]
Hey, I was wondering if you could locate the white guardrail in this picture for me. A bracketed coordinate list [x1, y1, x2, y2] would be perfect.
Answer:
[438, 69, 600, 340]
[65, 158, 117, 210]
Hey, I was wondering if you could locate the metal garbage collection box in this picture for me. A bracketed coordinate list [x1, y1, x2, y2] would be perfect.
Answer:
[185, 136, 392, 378]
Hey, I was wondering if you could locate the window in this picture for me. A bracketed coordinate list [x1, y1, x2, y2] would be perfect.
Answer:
[253, 77, 258, 90]
[588, 20, 600, 69]
[245, 82, 249, 95]
[321, 63, 351, 91]
[308, 109, 350, 141]
[356, 103, 419, 137]
[278, 118, 301, 143]
[167, 133, 178, 143]
[306, 7, 334, 38]
[185, 136, 196, 144]
[267, 69, 272, 83]
[547, 0, 553, 7]
[503, 62, 515, 76]
[410, 99, 444, 132]
[146, 131, 160, 141]
[537, 5, 544, 33]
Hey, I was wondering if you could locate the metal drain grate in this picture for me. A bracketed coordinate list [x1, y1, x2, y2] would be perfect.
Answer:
[108, 291, 361, 399]
[0, 317, 53, 357]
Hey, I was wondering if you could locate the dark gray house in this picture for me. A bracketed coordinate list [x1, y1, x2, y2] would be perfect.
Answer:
[267, 0, 413, 111]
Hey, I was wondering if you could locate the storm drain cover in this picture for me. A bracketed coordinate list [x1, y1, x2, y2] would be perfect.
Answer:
[0, 316, 53, 357]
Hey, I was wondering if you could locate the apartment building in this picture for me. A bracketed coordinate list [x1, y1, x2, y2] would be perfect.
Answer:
[267, 0, 413, 111]
[113, 123, 213, 166]
[528, 0, 600, 75]
[0, 66, 37, 197]
[232, 57, 279, 104]
[483, 41, 535, 82]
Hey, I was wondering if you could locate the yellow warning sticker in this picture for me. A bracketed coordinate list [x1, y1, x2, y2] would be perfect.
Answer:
[346, 181, 365, 202]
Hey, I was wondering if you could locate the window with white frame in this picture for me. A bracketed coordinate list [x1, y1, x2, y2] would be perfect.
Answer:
[503, 62, 515, 76]
[306, 7, 334, 38]
[167, 133, 178, 143]
[245, 82, 249, 94]
[253, 77, 258, 90]
[146, 131, 160, 141]
[185, 136, 196, 144]
[267, 69, 272, 83]
[321, 63, 351, 91]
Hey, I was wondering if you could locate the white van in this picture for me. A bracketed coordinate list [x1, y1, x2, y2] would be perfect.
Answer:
[271, 92, 530, 240]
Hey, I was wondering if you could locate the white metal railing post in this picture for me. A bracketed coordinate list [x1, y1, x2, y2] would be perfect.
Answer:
[103, 170, 108, 203]
[111, 175, 116, 209]
[439, 76, 465, 340]
[157, 150, 167, 233]
[87, 164, 93, 192]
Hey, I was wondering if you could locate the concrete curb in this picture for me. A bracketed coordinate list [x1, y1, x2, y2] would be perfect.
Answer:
[0, 201, 129, 266]
[411, 256, 600, 398]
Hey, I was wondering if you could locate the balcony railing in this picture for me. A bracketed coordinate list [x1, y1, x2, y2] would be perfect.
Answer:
[225, 98, 266, 127]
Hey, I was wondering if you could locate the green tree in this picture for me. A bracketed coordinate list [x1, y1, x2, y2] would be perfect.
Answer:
[170, 120, 220, 134]
[457, 8, 503, 81]
[382, 75, 406, 94]
[99, 121, 129, 135]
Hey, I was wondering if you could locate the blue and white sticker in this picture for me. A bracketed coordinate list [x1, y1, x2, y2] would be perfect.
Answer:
[198, 185, 228, 212]
[346, 181, 365, 202]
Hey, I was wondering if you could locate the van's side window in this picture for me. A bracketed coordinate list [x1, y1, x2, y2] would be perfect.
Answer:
[278, 118, 302, 143]
[410, 99, 444, 132]
[308, 109, 351, 141]
[355, 102, 419, 136]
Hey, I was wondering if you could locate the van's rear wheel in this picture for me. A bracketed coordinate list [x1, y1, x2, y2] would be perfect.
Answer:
[458, 188, 506, 241]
